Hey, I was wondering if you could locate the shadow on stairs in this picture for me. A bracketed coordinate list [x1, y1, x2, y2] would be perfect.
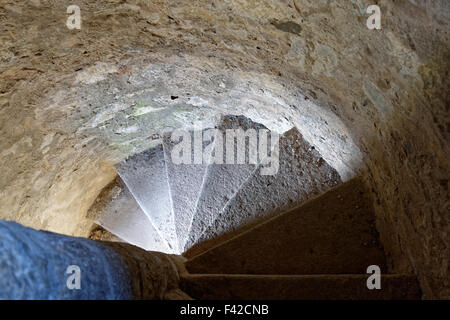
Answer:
[180, 177, 421, 300]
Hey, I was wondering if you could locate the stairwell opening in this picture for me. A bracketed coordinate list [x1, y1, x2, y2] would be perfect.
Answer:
[76, 62, 364, 255]
[0, 0, 448, 299]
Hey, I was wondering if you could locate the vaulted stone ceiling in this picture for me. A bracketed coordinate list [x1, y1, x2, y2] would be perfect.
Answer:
[0, 0, 448, 298]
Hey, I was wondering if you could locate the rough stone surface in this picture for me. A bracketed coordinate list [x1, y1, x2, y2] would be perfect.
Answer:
[0, 0, 448, 298]
[116, 144, 179, 252]
[0, 1, 363, 238]
[192, 128, 341, 255]
[88, 225, 124, 243]
[184, 115, 268, 251]
[87, 177, 173, 253]
[181, 274, 421, 300]
[186, 177, 387, 275]
[104, 242, 182, 300]
[163, 128, 214, 251]
[0, 220, 178, 299]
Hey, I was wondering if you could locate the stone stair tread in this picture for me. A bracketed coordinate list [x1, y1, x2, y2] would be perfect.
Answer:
[185, 177, 387, 275]
[180, 274, 421, 300]
[190, 128, 341, 257]
[184, 115, 269, 251]
[163, 128, 214, 251]
[116, 144, 179, 252]
[87, 177, 174, 253]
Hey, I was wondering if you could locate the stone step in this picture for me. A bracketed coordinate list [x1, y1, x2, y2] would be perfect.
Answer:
[180, 274, 421, 300]
[162, 128, 214, 251]
[116, 144, 179, 253]
[185, 177, 387, 274]
[188, 128, 341, 258]
[87, 177, 174, 253]
[184, 115, 271, 251]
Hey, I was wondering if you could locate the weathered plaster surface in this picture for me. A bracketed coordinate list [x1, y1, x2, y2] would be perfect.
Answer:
[0, 0, 448, 298]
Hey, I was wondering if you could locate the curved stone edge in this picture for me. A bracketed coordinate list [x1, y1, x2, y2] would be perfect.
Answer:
[102, 242, 191, 300]
[0, 220, 190, 300]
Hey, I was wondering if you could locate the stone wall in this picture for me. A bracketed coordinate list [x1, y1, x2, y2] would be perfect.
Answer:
[0, 0, 448, 298]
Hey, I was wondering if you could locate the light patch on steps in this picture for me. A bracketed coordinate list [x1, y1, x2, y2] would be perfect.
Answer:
[162, 127, 215, 250]
[87, 178, 174, 254]
[116, 145, 180, 253]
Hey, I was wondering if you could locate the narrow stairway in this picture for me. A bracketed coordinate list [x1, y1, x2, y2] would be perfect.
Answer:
[88, 114, 421, 300]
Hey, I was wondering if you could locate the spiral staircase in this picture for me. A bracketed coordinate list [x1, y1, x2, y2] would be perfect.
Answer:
[88, 115, 421, 300]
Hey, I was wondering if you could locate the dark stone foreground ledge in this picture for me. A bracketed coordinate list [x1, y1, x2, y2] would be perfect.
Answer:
[0, 220, 186, 300]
